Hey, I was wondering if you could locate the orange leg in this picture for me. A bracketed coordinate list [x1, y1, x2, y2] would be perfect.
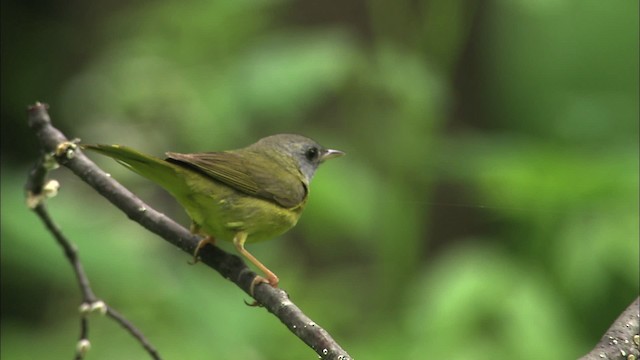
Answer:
[188, 223, 215, 265]
[233, 231, 279, 297]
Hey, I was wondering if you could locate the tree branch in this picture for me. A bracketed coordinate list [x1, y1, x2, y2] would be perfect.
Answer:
[578, 296, 639, 360]
[26, 152, 162, 359]
[26, 102, 352, 360]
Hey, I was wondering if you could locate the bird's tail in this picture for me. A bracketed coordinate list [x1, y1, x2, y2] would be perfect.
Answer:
[82, 144, 185, 194]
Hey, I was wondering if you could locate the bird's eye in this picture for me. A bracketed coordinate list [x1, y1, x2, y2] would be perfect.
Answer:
[305, 147, 319, 161]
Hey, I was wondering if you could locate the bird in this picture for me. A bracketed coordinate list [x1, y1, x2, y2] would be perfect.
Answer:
[82, 134, 344, 295]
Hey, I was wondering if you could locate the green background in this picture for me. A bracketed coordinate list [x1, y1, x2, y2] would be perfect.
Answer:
[1, 1, 638, 359]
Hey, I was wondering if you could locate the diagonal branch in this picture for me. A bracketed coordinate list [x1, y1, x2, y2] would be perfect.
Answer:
[26, 102, 352, 360]
[578, 297, 639, 360]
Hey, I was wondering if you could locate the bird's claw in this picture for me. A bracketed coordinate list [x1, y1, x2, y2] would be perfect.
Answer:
[244, 275, 277, 307]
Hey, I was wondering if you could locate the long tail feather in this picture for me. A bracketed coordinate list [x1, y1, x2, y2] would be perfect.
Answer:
[82, 144, 185, 194]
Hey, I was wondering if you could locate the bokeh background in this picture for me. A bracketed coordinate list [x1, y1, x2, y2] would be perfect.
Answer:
[2, 1, 638, 359]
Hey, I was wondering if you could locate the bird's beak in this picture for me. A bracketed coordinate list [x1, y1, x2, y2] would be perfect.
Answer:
[321, 149, 345, 162]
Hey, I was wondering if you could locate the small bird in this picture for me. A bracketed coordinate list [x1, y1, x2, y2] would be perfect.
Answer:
[83, 134, 344, 295]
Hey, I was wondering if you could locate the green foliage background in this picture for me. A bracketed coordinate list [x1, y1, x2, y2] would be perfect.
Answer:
[1, 1, 638, 359]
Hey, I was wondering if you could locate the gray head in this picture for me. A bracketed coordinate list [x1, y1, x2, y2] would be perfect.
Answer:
[250, 134, 344, 183]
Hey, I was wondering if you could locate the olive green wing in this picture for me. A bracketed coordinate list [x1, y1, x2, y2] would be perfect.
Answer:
[165, 151, 307, 209]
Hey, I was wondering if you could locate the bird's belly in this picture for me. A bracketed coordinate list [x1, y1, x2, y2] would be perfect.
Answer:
[177, 185, 302, 244]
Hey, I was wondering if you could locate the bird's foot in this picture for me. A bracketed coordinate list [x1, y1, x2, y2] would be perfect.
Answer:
[245, 274, 279, 307]
[188, 235, 215, 265]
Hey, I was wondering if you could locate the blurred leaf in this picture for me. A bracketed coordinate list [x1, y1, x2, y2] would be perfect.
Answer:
[405, 244, 581, 360]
